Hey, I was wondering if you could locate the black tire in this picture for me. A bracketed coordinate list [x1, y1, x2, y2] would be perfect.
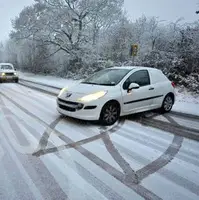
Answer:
[160, 94, 174, 113]
[15, 78, 19, 83]
[100, 101, 120, 126]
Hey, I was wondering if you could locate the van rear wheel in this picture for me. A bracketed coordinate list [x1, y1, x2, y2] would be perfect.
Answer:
[161, 94, 174, 113]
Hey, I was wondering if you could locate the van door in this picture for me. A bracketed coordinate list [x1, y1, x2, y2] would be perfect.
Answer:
[121, 69, 154, 114]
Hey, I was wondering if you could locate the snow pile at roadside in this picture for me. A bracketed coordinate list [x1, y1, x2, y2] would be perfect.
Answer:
[18, 72, 199, 116]
[19, 72, 82, 88]
[172, 87, 199, 116]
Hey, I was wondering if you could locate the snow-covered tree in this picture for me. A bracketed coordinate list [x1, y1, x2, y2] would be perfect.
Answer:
[0, 42, 4, 61]
[5, 1, 199, 92]
[100, 15, 133, 62]
[11, 0, 124, 62]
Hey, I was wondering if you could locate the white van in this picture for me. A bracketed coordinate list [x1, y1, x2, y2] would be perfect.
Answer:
[57, 66, 176, 125]
[0, 63, 19, 83]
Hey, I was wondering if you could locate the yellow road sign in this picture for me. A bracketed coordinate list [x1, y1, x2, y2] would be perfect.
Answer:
[131, 44, 139, 56]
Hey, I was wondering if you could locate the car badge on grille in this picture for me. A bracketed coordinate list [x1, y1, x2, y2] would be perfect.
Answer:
[66, 92, 72, 98]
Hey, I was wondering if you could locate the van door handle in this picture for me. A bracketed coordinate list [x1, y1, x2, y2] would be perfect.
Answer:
[149, 87, 154, 90]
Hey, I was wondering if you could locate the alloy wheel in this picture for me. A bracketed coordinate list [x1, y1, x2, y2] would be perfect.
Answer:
[101, 102, 120, 125]
[163, 96, 173, 112]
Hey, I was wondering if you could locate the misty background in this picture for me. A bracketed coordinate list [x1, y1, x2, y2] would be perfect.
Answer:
[0, 0, 199, 92]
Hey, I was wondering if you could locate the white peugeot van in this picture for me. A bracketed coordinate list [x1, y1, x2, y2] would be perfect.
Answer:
[57, 66, 176, 125]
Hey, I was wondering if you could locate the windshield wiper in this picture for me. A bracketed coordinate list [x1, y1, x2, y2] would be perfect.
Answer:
[81, 82, 99, 85]
[97, 83, 115, 86]
[81, 82, 115, 86]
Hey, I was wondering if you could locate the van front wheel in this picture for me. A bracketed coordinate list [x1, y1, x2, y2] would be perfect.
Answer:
[100, 101, 120, 126]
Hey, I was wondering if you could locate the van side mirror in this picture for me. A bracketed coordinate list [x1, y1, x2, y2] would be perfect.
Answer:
[128, 83, 140, 90]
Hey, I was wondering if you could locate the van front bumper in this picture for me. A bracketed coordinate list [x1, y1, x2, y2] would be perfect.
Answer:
[56, 97, 102, 121]
[0, 75, 18, 82]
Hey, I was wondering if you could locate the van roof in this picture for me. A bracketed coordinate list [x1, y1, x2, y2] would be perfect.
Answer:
[0, 63, 14, 67]
[110, 66, 161, 71]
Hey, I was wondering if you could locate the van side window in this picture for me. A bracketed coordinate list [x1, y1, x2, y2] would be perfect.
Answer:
[123, 70, 150, 90]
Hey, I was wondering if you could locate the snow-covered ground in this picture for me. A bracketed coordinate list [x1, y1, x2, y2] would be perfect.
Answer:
[173, 88, 199, 116]
[19, 72, 199, 116]
[0, 83, 199, 200]
[19, 72, 81, 88]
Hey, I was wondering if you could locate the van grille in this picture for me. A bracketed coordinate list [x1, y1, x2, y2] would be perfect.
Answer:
[5, 73, 14, 76]
[58, 104, 76, 112]
[58, 98, 79, 106]
[57, 98, 84, 112]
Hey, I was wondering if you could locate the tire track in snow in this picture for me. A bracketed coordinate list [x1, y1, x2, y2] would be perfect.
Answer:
[0, 91, 162, 200]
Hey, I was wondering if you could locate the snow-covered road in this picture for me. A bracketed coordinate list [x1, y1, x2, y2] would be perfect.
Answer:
[0, 83, 199, 200]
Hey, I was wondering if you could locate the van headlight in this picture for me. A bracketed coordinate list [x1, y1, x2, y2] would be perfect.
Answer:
[14, 72, 18, 76]
[78, 91, 107, 102]
[0, 72, 5, 76]
[58, 87, 67, 96]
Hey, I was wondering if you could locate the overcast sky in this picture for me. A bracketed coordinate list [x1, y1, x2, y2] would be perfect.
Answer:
[124, 0, 199, 23]
[0, 0, 34, 41]
[0, 0, 198, 41]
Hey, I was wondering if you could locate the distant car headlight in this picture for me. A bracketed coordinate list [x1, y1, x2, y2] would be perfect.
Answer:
[1, 72, 5, 76]
[78, 91, 107, 102]
[58, 87, 67, 97]
[14, 72, 18, 76]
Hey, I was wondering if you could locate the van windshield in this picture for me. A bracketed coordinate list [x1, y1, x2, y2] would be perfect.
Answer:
[0, 65, 13, 70]
[81, 68, 131, 86]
